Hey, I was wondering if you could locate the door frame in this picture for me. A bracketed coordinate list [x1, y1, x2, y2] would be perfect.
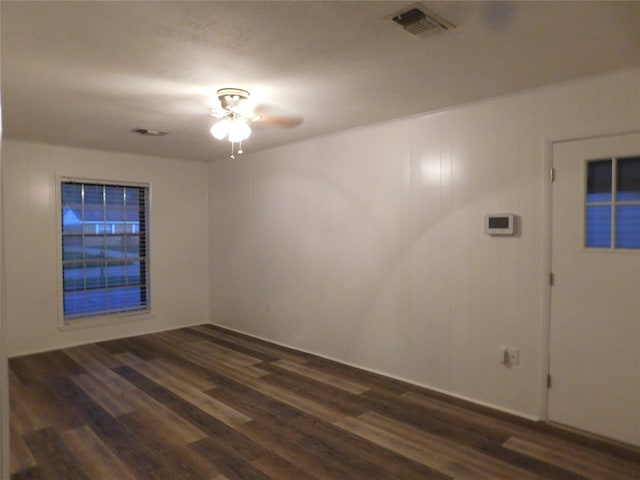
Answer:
[541, 129, 640, 423]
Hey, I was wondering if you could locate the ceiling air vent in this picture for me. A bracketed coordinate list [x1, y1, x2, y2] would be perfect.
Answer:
[391, 4, 454, 36]
[130, 128, 168, 136]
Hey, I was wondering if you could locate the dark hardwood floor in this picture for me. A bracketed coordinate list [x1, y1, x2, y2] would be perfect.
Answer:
[9, 324, 640, 479]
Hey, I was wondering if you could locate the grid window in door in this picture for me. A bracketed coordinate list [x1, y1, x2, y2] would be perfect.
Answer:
[586, 156, 640, 249]
[61, 180, 150, 320]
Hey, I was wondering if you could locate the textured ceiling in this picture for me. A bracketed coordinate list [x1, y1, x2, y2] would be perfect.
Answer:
[2, 1, 639, 162]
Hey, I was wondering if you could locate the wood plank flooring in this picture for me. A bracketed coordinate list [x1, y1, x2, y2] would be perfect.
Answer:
[9, 324, 640, 480]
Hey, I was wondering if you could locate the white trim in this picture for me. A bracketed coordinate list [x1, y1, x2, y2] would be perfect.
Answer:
[548, 129, 640, 147]
[59, 310, 156, 331]
[210, 322, 540, 422]
[7, 321, 205, 359]
[539, 137, 553, 421]
[58, 174, 151, 189]
[0, 103, 9, 480]
[55, 177, 64, 329]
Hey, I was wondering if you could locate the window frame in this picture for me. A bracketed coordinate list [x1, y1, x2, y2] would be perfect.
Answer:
[57, 175, 153, 330]
[584, 156, 640, 251]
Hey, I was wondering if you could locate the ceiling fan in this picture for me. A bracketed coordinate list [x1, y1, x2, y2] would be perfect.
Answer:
[209, 87, 302, 158]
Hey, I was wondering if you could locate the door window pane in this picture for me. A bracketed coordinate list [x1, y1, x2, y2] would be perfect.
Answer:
[616, 156, 640, 201]
[586, 205, 611, 248]
[586, 159, 612, 203]
[615, 205, 640, 248]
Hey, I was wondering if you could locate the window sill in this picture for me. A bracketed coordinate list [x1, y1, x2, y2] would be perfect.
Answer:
[58, 310, 156, 331]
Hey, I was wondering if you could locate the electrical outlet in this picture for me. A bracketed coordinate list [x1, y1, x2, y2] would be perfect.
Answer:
[499, 346, 519, 366]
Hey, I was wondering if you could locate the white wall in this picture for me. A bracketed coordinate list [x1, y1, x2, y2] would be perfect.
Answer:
[3, 140, 209, 356]
[209, 67, 640, 419]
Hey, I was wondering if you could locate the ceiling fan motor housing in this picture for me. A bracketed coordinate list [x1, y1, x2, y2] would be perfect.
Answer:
[217, 88, 250, 111]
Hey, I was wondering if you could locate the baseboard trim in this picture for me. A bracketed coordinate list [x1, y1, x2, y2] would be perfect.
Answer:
[209, 321, 540, 423]
[7, 320, 208, 359]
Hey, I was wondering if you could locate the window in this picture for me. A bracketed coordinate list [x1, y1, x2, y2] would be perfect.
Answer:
[586, 156, 640, 249]
[61, 180, 150, 321]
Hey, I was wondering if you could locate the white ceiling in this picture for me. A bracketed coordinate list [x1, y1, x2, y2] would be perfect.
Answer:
[2, 1, 639, 162]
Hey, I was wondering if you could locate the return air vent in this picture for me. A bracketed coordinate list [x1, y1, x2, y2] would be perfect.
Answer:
[391, 4, 454, 36]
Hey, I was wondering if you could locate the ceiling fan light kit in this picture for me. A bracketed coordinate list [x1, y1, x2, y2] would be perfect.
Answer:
[210, 118, 251, 142]
[208, 86, 303, 159]
[210, 88, 255, 158]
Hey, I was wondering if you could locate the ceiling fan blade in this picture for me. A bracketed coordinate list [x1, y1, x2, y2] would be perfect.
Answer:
[208, 93, 302, 134]
[209, 107, 228, 119]
[255, 114, 303, 128]
[253, 104, 303, 128]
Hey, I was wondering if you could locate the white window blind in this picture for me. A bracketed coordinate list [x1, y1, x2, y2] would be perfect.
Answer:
[61, 180, 150, 320]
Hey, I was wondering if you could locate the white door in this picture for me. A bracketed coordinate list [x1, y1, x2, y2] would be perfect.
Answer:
[550, 133, 640, 447]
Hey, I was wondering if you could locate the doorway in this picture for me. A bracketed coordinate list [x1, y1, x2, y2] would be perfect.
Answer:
[549, 132, 640, 447]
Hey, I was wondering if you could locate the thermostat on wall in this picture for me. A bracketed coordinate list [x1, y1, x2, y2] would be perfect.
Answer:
[485, 214, 515, 235]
